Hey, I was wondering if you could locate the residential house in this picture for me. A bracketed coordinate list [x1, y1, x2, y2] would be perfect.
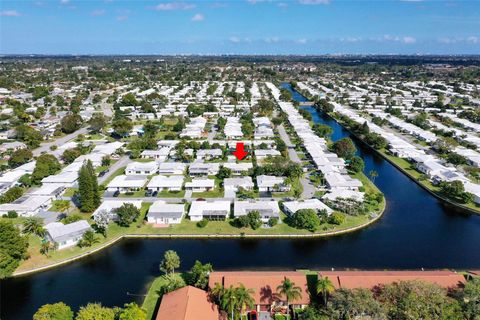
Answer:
[185, 178, 215, 192]
[106, 175, 147, 193]
[189, 162, 220, 176]
[234, 200, 280, 222]
[209, 272, 309, 313]
[45, 220, 91, 250]
[158, 162, 186, 175]
[155, 286, 219, 320]
[92, 200, 143, 222]
[126, 161, 158, 176]
[147, 201, 185, 224]
[283, 199, 333, 216]
[147, 175, 184, 192]
[257, 175, 290, 193]
[188, 200, 231, 221]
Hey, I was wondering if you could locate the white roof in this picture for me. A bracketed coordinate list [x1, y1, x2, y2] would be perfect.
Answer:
[107, 175, 147, 188]
[147, 175, 184, 188]
[189, 200, 231, 216]
[45, 220, 91, 242]
[185, 178, 215, 188]
[283, 199, 333, 214]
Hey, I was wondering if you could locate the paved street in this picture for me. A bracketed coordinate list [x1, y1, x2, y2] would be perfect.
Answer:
[98, 156, 130, 185]
[277, 124, 316, 199]
[33, 127, 89, 156]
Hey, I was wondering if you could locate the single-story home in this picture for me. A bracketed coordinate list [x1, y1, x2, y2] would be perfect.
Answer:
[125, 161, 158, 176]
[106, 175, 148, 193]
[188, 200, 231, 221]
[234, 200, 280, 222]
[147, 175, 184, 192]
[158, 162, 186, 175]
[45, 220, 91, 250]
[92, 200, 143, 222]
[0, 195, 53, 217]
[188, 162, 220, 176]
[147, 201, 185, 224]
[185, 178, 215, 192]
[283, 199, 333, 216]
[257, 175, 290, 193]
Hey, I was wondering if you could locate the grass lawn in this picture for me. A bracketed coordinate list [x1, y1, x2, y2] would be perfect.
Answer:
[272, 177, 303, 198]
[382, 151, 480, 213]
[141, 273, 185, 320]
[156, 190, 186, 198]
[63, 188, 77, 197]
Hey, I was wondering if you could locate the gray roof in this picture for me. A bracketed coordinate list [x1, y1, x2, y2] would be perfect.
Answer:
[46, 220, 91, 243]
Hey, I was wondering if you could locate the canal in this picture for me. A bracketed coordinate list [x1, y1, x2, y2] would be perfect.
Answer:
[2, 84, 480, 319]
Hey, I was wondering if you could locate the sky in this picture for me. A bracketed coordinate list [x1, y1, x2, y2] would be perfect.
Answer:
[0, 0, 479, 55]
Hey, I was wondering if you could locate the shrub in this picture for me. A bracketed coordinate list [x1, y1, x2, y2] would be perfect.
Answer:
[197, 219, 209, 228]
[268, 217, 278, 227]
[329, 212, 346, 225]
[7, 211, 18, 218]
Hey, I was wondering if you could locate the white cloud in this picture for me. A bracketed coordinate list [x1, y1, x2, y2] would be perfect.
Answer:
[467, 36, 479, 44]
[402, 36, 416, 44]
[264, 37, 280, 43]
[91, 9, 106, 16]
[340, 37, 362, 43]
[154, 2, 195, 11]
[117, 15, 128, 21]
[298, 0, 330, 5]
[229, 37, 241, 43]
[296, 38, 308, 44]
[191, 13, 204, 22]
[0, 10, 21, 16]
[60, 0, 70, 4]
[278, 2, 288, 8]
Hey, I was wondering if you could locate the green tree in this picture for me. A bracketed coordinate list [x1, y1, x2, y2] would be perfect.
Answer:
[158, 273, 186, 296]
[217, 166, 232, 180]
[379, 280, 462, 320]
[23, 217, 46, 237]
[60, 114, 83, 134]
[348, 156, 364, 173]
[328, 212, 346, 225]
[332, 138, 357, 159]
[32, 154, 61, 184]
[115, 203, 140, 227]
[290, 209, 320, 232]
[8, 148, 32, 168]
[440, 180, 465, 199]
[316, 276, 335, 307]
[33, 302, 74, 320]
[328, 288, 385, 319]
[313, 124, 333, 138]
[369, 170, 379, 183]
[460, 277, 480, 320]
[186, 260, 213, 289]
[88, 113, 108, 133]
[62, 148, 81, 164]
[75, 303, 116, 320]
[0, 221, 28, 278]
[277, 278, 303, 318]
[247, 211, 262, 230]
[159, 250, 181, 274]
[78, 230, 98, 248]
[118, 303, 147, 320]
[77, 160, 100, 212]
[112, 118, 133, 137]
[0, 186, 25, 204]
[15, 124, 43, 148]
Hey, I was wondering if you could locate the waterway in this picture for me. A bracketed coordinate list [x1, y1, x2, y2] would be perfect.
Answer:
[2, 84, 480, 319]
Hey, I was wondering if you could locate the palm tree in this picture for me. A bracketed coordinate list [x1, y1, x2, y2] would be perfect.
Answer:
[23, 217, 46, 237]
[221, 286, 238, 320]
[234, 284, 255, 316]
[80, 230, 99, 247]
[277, 278, 302, 319]
[40, 241, 53, 257]
[369, 170, 379, 183]
[316, 277, 335, 307]
[210, 282, 225, 305]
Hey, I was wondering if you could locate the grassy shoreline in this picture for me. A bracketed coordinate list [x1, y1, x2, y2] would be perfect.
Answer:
[11, 181, 385, 277]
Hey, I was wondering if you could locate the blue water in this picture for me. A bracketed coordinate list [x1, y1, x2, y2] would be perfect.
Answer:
[2, 84, 480, 320]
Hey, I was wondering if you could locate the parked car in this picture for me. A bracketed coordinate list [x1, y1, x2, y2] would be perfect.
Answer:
[113, 190, 120, 197]
[145, 189, 153, 197]
[152, 191, 158, 197]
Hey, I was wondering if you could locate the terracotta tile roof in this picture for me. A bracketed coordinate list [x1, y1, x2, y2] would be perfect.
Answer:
[208, 271, 309, 305]
[156, 286, 219, 320]
[318, 270, 465, 290]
